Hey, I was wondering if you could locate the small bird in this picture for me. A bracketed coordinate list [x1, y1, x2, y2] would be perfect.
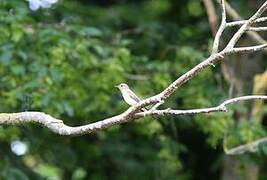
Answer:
[116, 83, 158, 117]
[115, 83, 142, 106]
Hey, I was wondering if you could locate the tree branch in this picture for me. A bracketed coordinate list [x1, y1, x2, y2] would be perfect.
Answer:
[223, 0, 267, 50]
[1, 96, 266, 136]
[225, 1, 267, 50]
[227, 17, 267, 27]
[137, 96, 267, 116]
[248, 27, 267, 32]
[224, 137, 267, 155]
[231, 44, 267, 53]
[212, 0, 226, 55]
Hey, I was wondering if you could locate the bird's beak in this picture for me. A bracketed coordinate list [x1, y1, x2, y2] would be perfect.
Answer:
[115, 85, 119, 88]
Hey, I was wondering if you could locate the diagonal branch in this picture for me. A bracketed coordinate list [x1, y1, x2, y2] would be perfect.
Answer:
[224, 1, 267, 48]
[224, 0, 267, 49]
[224, 137, 267, 155]
[157, 1, 267, 101]
[225, 1, 267, 50]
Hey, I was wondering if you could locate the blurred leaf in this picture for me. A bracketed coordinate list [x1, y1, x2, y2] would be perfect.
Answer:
[4, 168, 29, 180]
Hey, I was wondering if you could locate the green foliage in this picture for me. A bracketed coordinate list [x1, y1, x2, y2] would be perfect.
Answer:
[225, 120, 267, 148]
[196, 113, 233, 147]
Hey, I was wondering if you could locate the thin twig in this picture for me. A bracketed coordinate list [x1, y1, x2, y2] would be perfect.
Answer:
[231, 44, 267, 53]
[137, 95, 267, 116]
[224, 0, 267, 48]
[248, 27, 267, 32]
[227, 17, 267, 27]
[212, 0, 227, 55]
[225, 1, 267, 50]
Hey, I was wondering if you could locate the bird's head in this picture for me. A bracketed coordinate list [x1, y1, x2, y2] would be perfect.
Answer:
[115, 83, 129, 90]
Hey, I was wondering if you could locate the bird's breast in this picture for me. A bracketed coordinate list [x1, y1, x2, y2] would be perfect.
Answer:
[122, 92, 138, 106]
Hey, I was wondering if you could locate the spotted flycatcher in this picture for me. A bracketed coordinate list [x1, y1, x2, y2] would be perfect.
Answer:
[115, 83, 160, 116]
[115, 83, 142, 106]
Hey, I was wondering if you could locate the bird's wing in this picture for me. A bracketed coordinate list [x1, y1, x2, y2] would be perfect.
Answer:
[126, 89, 148, 111]
[127, 89, 141, 103]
